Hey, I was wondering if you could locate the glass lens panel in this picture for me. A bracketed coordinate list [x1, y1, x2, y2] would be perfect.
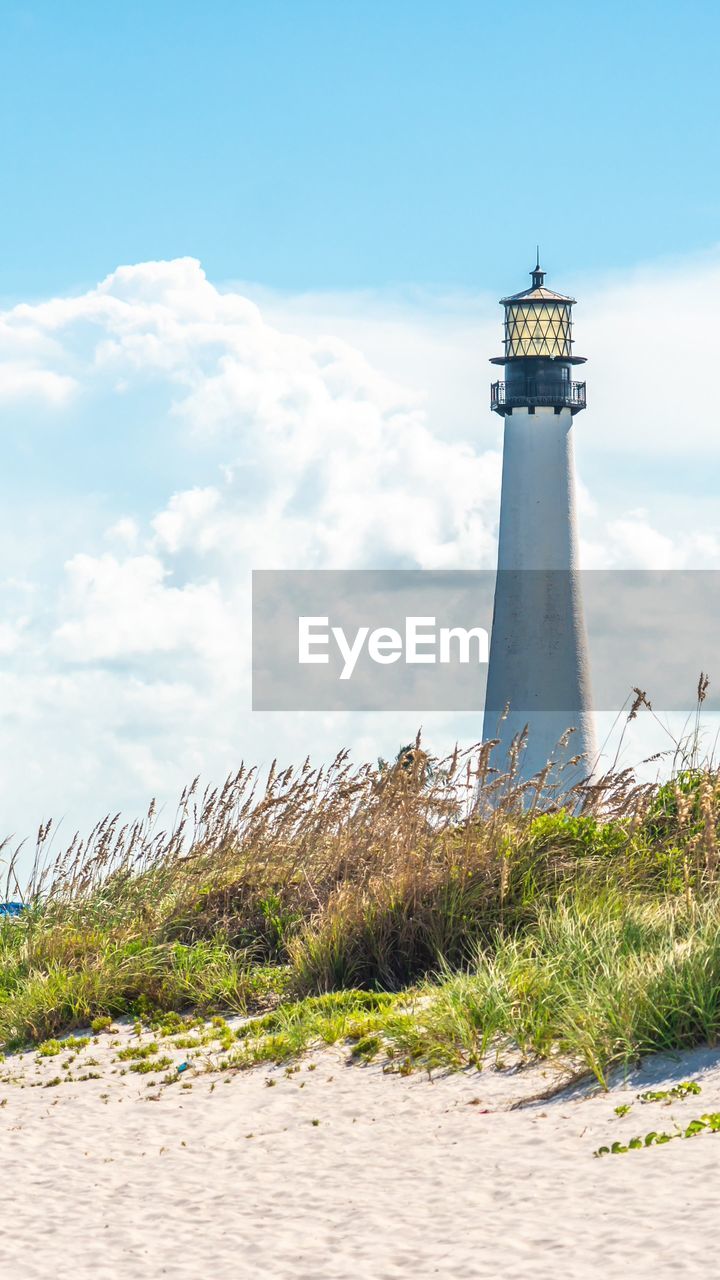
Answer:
[505, 302, 572, 356]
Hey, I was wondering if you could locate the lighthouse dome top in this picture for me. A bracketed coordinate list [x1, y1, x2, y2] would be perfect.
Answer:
[499, 281, 576, 305]
[499, 257, 576, 306]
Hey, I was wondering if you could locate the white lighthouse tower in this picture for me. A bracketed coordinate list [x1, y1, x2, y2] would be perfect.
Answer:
[482, 257, 596, 782]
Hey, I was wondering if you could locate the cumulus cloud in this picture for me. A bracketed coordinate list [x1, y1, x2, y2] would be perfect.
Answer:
[0, 361, 76, 404]
[53, 553, 230, 662]
[105, 517, 141, 548]
[0, 258, 506, 852]
[0, 253, 716, 858]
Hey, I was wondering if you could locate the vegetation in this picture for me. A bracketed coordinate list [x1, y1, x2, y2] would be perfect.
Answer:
[2, 704, 720, 1084]
[594, 1083, 720, 1157]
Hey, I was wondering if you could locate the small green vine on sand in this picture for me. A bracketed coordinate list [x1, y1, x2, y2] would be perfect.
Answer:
[595, 1081, 719, 1156]
[595, 1112, 720, 1156]
[638, 1080, 702, 1104]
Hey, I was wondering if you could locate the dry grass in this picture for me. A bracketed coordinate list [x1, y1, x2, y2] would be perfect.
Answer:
[0, 716, 719, 1066]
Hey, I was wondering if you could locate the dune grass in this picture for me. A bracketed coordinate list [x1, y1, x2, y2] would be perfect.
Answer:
[227, 893, 720, 1082]
[1, 731, 720, 1080]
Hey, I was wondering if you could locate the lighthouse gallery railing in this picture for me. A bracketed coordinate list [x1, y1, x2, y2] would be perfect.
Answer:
[491, 380, 587, 411]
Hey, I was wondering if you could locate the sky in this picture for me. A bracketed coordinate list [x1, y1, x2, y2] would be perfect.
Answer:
[1, 0, 720, 300]
[0, 1, 719, 869]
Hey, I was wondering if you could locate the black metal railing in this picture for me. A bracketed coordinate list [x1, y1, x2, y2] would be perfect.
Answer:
[491, 380, 586, 414]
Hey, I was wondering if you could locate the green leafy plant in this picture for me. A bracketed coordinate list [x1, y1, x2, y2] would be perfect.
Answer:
[37, 1035, 89, 1058]
[595, 1110, 720, 1156]
[129, 1055, 172, 1074]
[639, 1081, 702, 1104]
[116, 1042, 158, 1061]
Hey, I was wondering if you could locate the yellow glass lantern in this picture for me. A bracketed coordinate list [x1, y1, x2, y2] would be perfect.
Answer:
[490, 256, 586, 416]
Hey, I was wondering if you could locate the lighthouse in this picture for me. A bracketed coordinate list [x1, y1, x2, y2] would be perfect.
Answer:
[482, 257, 596, 783]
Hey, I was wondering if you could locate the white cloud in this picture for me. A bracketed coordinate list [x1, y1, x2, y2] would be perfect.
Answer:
[0, 253, 717, 862]
[53, 553, 230, 662]
[105, 517, 141, 548]
[581, 511, 720, 570]
[152, 488, 222, 555]
[0, 619, 26, 655]
[0, 361, 76, 404]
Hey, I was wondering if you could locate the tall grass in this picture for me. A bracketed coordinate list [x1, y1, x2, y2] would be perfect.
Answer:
[1, 727, 719, 1075]
[230, 895, 720, 1080]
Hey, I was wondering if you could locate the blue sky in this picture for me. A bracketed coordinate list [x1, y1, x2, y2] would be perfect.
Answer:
[1, 0, 719, 299]
[0, 1, 718, 860]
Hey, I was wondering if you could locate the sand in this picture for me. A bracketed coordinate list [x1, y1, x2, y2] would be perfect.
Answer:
[1, 1019, 719, 1279]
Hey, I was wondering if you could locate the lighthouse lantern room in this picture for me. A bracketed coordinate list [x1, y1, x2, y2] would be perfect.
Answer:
[490, 255, 587, 417]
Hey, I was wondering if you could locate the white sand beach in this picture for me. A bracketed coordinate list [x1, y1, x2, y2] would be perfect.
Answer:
[1, 1021, 719, 1279]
